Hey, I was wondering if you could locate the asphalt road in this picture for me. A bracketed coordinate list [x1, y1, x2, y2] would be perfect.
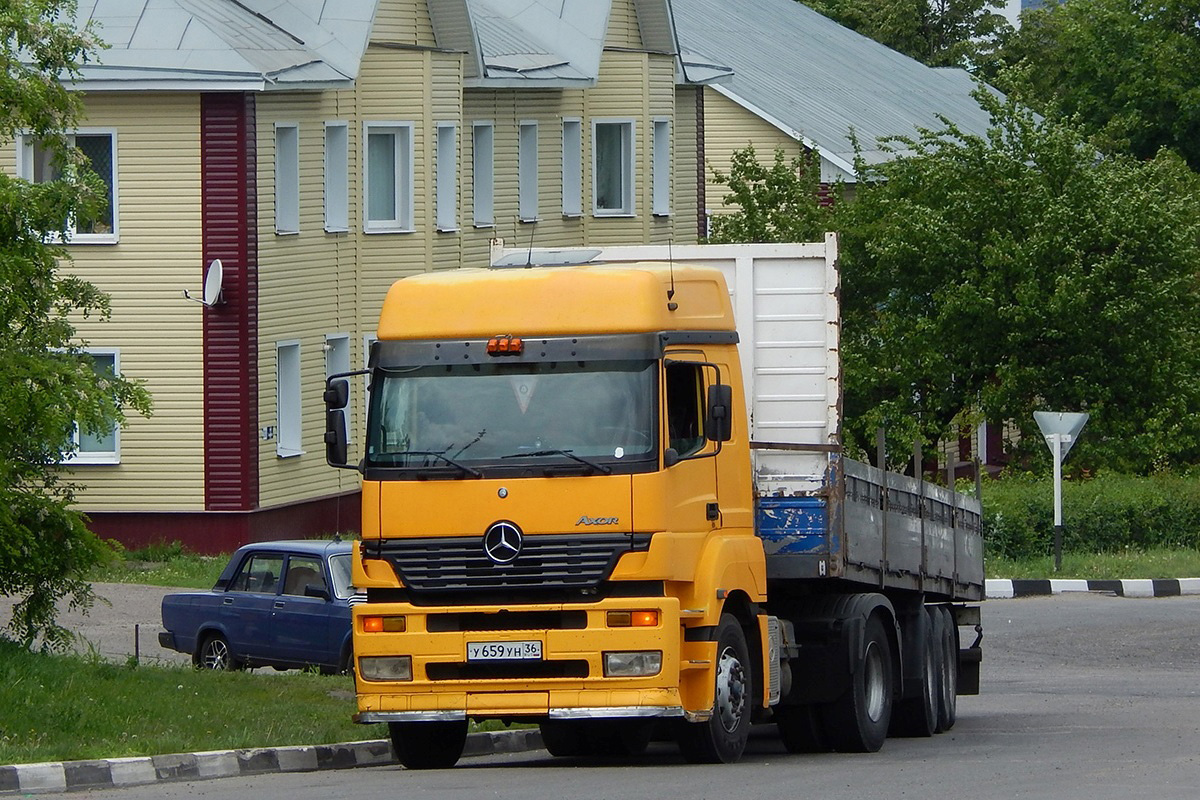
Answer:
[55, 592, 1200, 800]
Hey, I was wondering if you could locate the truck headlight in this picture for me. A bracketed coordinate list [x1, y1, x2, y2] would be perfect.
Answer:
[359, 656, 413, 682]
[603, 651, 663, 677]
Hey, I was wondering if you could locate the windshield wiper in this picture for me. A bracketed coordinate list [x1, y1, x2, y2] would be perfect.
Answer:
[501, 449, 612, 475]
[387, 450, 483, 478]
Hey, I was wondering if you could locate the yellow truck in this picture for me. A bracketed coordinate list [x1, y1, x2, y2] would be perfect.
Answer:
[323, 239, 984, 769]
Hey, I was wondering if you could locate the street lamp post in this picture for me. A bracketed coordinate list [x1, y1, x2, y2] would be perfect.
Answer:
[1033, 411, 1089, 572]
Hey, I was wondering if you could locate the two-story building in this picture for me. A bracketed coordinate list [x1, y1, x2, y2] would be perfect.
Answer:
[9, 0, 721, 551]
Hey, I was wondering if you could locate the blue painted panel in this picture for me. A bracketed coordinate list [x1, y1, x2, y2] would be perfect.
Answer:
[756, 496, 829, 555]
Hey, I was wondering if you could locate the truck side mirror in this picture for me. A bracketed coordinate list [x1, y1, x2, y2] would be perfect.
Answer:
[325, 409, 348, 467]
[324, 378, 349, 410]
[706, 384, 733, 442]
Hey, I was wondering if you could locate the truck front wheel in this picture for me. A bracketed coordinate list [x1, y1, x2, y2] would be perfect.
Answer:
[820, 614, 894, 752]
[677, 614, 752, 764]
[388, 720, 468, 770]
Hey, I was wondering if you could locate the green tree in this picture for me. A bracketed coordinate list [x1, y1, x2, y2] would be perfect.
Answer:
[799, 0, 1013, 70]
[995, 0, 1200, 171]
[706, 145, 838, 244]
[837, 91, 1200, 472]
[0, 1, 152, 649]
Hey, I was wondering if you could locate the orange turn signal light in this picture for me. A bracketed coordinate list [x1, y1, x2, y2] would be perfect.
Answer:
[362, 615, 406, 633]
[607, 610, 660, 628]
[487, 335, 524, 356]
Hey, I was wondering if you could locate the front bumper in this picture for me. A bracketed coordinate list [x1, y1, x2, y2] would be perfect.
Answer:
[352, 596, 711, 721]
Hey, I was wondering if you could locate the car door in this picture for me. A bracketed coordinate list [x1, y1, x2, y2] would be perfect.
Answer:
[269, 554, 341, 667]
[222, 552, 285, 662]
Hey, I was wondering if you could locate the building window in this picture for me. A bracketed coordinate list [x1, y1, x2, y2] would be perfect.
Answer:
[364, 122, 414, 232]
[66, 350, 121, 465]
[277, 341, 303, 458]
[436, 123, 458, 232]
[18, 130, 119, 242]
[325, 333, 351, 447]
[275, 123, 299, 234]
[562, 118, 582, 217]
[593, 120, 634, 216]
[519, 121, 538, 222]
[324, 122, 349, 232]
[653, 119, 670, 216]
[472, 122, 494, 227]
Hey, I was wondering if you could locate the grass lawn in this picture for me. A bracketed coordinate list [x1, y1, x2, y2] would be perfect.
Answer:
[986, 547, 1200, 580]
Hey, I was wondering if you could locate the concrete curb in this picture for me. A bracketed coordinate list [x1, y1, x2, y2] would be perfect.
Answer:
[986, 577, 1200, 599]
[0, 730, 543, 795]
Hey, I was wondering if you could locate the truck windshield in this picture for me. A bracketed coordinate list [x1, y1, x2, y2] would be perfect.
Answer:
[366, 359, 657, 475]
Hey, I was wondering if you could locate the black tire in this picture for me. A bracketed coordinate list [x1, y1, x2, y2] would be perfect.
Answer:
[820, 614, 894, 753]
[935, 606, 958, 732]
[539, 720, 589, 757]
[775, 704, 830, 753]
[889, 607, 937, 738]
[197, 633, 240, 671]
[676, 614, 752, 764]
[388, 720, 468, 770]
[339, 642, 355, 677]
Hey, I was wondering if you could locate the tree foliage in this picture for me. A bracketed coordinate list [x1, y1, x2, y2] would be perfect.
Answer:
[0, 1, 152, 649]
[706, 145, 837, 244]
[838, 91, 1200, 472]
[798, 0, 1013, 70]
[994, 0, 1200, 171]
[709, 92, 1200, 474]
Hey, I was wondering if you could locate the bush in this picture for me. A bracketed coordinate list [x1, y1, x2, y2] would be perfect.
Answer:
[982, 472, 1200, 559]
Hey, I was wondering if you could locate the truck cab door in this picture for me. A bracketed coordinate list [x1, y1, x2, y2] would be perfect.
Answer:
[662, 359, 720, 530]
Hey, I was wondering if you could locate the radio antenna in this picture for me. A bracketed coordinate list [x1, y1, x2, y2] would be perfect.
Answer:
[525, 220, 536, 267]
[667, 239, 678, 310]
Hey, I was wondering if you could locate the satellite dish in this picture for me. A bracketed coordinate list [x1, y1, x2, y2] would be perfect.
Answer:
[183, 259, 225, 307]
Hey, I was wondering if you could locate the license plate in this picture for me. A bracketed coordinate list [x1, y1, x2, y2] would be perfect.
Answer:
[466, 640, 543, 661]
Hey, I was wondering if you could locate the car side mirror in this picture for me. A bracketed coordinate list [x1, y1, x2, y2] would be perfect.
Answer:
[304, 584, 331, 601]
[324, 378, 349, 410]
[706, 384, 733, 442]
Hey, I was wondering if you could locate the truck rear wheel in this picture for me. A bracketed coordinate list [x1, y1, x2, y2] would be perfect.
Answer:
[676, 614, 752, 764]
[889, 607, 937, 738]
[935, 606, 958, 732]
[388, 720, 467, 770]
[821, 614, 894, 752]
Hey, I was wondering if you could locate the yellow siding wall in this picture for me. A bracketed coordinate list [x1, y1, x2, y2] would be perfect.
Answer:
[702, 88, 806, 217]
[0, 93, 207, 511]
[371, 0, 437, 46]
[606, 0, 644, 49]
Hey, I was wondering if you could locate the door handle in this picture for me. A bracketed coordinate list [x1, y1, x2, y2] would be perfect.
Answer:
[273, 601, 285, 609]
[222, 597, 233, 605]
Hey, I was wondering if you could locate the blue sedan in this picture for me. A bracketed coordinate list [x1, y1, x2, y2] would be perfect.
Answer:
[159, 539, 359, 673]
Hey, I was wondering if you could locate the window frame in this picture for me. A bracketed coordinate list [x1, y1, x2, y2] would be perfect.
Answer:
[472, 122, 495, 227]
[324, 121, 349, 233]
[436, 122, 458, 232]
[652, 118, 671, 217]
[518, 120, 539, 223]
[362, 121, 415, 234]
[17, 129, 120, 244]
[64, 348, 122, 466]
[562, 118, 583, 218]
[274, 123, 300, 234]
[276, 340, 304, 458]
[592, 119, 635, 217]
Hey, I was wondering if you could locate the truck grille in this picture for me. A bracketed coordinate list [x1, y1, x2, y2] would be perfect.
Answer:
[370, 534, 651, 594]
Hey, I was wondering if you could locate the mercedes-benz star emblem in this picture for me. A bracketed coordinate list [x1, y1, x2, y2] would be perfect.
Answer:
[483, 521, 523, 565]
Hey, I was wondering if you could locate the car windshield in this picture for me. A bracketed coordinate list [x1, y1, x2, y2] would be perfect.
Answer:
[365, 359, 656, 471]
[328, 553, 355, 600]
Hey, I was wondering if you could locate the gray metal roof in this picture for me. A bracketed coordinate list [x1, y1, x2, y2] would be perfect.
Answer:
[64, 0, 377, 90]
[672, 0, 998, 177]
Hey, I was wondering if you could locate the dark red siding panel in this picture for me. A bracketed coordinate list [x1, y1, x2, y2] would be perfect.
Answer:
[202, 93, 259, 511]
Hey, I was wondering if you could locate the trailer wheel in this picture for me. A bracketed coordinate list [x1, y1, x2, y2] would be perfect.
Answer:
[935, 606, 958, 732]
[889, 607, 937, 738]
[821, 614, 894, 752]
[388, 720, 467, 770]
[676, 614, 752, 763]
[775, 704, 830, 753]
